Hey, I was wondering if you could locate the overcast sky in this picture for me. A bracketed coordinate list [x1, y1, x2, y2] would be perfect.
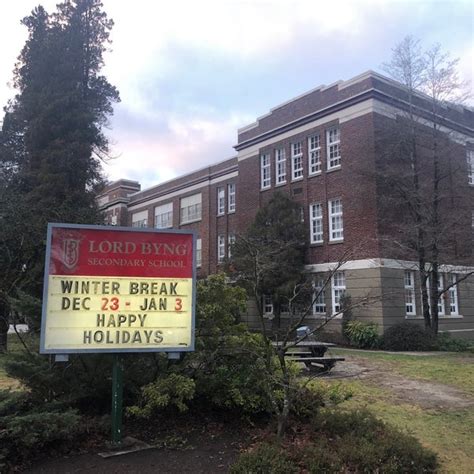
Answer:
[1, 0, 473, 190]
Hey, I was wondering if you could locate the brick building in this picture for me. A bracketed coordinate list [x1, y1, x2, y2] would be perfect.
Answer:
[98, 71, 474, 337]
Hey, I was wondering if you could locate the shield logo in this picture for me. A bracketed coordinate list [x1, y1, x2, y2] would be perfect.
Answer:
[61, 238, 80, 270]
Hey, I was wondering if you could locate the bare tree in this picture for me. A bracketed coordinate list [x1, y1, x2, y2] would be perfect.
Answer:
[380, 36, 473, 334]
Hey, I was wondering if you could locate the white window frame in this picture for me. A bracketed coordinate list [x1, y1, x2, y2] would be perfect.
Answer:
[217, 187, 225, 216]
[309, 203, 323, 244]
[132, 210, 148, 228]
[154, 202, 173, 229]
[331, 271, 345, 316]
[217, 234, 225, 263]
[308, 135, 321, 175]
[449, 274, 459, 316]
[328, 198, 343, 242]
[196, 238, 202, 268]
[180, 193, 202, 224]
[228, 233, 235, 258]
[437, 274, 445, 316]
[327, 128, 341, 170]
[275, 148, 287, 185]
[467, 149, 474, 185]
[404, 270, 416, 316]
[263, 295, 273, 315]
[291, 142, 303, 180]
[312, 278, 326, 315]
[228, 183, 236, 213]
[260, 154, 271, 189]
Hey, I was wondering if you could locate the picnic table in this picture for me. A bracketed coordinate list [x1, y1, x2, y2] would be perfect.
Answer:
[272, 340, 344, 372]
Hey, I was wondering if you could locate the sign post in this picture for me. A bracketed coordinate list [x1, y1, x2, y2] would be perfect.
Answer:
[40, 223, 196, 445]
[111, 354, 123, 444]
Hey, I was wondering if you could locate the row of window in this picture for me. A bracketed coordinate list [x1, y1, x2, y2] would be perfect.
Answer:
[217, 233, 236, 263]
[261, 128, 341, 190]
[405, 271, 459, 316]
[263, 271, 346, 317]
[131, 193, 204, 228]
[217, 183, 236, 215]
[264, 270, 461, 318]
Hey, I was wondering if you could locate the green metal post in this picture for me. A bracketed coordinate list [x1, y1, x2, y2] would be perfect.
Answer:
[111, 354, 123, 445]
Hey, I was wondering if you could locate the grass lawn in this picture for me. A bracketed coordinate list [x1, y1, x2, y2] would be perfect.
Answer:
[327, 349, 474, 473]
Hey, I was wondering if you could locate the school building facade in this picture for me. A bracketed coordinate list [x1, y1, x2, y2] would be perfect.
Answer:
[97, 71, 474, 337]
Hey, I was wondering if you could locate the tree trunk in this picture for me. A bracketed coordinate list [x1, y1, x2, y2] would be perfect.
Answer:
[0, 302, 9, 352]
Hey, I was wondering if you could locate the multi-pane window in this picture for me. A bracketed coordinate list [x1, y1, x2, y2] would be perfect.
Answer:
[404, 270, 416, 316]
[196, 238, 202, 268]
[228, 183, 236, 213]
[263, 295, 273, 315]
[217, 187, 225, 215]
[309, 203, 323, 243]
[331, 271, 346, 315]
[228, 233, 236, 258]
[261, 154, 271, 189]
[308, 135, 321, 175]
[327, 128, 341, 169]
[180, 193, 202, 224]
[328, 198, 343, 241]
[291, 142, 303, 180]
[437, 275, 445, 316]
[154, 202, 173, 229]
[275, 148, 287, 184]
[132, 210, 148, 228]
[467, 150, 474, 185]
[312, 278, 326, 315]
[449, 274, 459, 315]
[217, 235, 226, 263]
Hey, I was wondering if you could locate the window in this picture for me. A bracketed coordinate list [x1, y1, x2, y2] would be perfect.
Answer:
[437, 275, 445, 316]
[217, 187, 225, 215]
[228, 183, 236, 213]
[263, 295, 273, 315]
[309, 203, 323, 243]
[467, 150, 474, 185]
[228, 233, 236, 258]
[132, 210, 148, 228]
[154, 202, 173, 229]
[331, 271, 346, 315]
[404, 271, 416, 316]
[196, 238, 202, 268]
[260, 154, 271, 189]
[312, 278, 326, 315]
[291, 142, 303, 180]
[327, 128, 341, 169]
[275, 148, 287, 184]
[217, 235, 225, 263]
[308, 135, 321, 175]
[328, 199, 343, 241]
[449, 274, 459, 315]
[180, 193, 202, 224]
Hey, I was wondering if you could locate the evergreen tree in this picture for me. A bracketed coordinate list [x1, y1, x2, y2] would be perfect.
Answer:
[229, 192, 307, 329]
[0, 0, 119, 348]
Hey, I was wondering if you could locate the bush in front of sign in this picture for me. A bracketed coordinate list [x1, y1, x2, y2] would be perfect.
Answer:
[0, 389, 86, 470]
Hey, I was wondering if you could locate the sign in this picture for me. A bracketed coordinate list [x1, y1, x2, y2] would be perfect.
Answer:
[40, 223, 196, 354]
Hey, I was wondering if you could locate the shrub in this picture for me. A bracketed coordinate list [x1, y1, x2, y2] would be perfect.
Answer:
[312, 409, 438, 473]
[344, 320, 380, 349]
[0, 390, 85, 469]
[291, 380, 352, 420]
[382, 322, 436, 351]
[229, 442, 298, 474]
[435, 332, 474, 352]
[127, 374, 196, 417]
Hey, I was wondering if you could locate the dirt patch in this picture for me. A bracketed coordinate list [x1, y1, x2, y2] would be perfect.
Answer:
[328, 355, 474, 409]
[26, 418, 252, 474]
